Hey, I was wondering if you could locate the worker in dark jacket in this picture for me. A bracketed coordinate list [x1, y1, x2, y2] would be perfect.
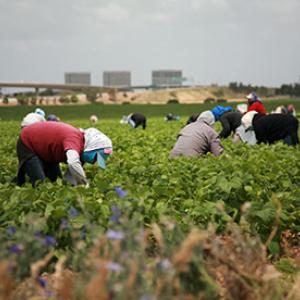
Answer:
[242, 111, 299, 145]
[218, 111, 243, 139]
[121, 113, 147, 129]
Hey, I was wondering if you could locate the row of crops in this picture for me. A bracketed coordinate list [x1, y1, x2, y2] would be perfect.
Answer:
[0, 104, 300, 299]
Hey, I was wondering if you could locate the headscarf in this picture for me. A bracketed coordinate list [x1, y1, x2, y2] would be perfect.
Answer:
[35, 108, 45, 117]
[83, 128, 113, 169]
[197, 111, 215, 126]
[84, 128, 112, 151]
[246, 92, 261, 103]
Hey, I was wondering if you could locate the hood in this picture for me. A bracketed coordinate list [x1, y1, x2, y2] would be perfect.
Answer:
[83, 128, 112, 152]
[241, 111, 258, 130]
[197, 111, 215, 126]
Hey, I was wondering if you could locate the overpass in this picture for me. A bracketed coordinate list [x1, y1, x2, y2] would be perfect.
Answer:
[0, 82, 114, 93]
[0, 82, 191, 92]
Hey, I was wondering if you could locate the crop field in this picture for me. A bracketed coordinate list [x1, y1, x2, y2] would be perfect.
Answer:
[0, 102, 300, 299]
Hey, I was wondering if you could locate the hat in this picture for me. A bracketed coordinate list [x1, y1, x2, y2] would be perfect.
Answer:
[197, 111, 215, 126]
[84, 128, 112, 151]
[241, 111, 258, 130]
[35, 108, 45, 117]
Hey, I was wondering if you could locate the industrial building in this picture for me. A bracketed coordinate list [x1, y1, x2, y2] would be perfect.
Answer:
[103, 71, 131, 88]
[64, 72, 91, 85]
[152, 70, 183, 87]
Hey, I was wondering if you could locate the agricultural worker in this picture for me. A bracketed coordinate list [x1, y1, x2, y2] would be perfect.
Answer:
[47, 114, 60, 121]
[165, 113, 180, 121]
[241, 111, 299, 146]
[246, 92, 267, 115]
[16, 122, 113, 187]
[170, 111, 223, 157]
[211, 105, 242, 139]
[121, 113, 147, 129]
[21, 108, 46, 128]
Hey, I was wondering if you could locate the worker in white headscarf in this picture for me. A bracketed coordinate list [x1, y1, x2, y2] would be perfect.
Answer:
[21, 108, 46, 128]
[170, 111, 224, 157]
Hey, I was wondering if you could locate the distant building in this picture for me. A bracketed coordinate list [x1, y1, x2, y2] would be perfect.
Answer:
[152, 70, 183, 87]
[103, 71, 131, 88]
[65, 72, 91, 85]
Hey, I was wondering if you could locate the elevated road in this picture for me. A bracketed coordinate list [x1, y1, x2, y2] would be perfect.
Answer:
[0, 82, 191, 92]
[0, 82, 113, 93]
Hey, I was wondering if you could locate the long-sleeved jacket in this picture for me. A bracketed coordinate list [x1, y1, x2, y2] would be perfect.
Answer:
[130, 113, 147, 129]
[219, 112, 242, 138]
[253, 114, 299, 145]
[170, 120, 223, 157]
[247, 101, 267, 115]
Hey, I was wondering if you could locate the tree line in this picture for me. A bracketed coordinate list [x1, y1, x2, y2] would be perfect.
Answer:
[229, 82, 300, 97]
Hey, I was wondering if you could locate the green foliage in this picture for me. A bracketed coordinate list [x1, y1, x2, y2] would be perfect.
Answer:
[0, 117, 300, 297]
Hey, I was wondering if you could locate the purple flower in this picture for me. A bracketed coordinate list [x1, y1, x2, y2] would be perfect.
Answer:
[60, 218, 69, 230]
[38, 277, 48, 288]
[114, 186, 127, 198]
[44, 236, 56, 247]
[9, 244, 23, 253]
[106, 262, 123, 272]
[6, 226, 16, 236]
[68, 207, 79, 218]
[110, 205, 121, 223]
[106, 230, 125, 240]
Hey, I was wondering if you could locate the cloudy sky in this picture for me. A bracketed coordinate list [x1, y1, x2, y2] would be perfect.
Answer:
[0, 0, 299, 87]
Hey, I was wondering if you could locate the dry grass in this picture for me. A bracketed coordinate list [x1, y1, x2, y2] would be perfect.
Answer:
[2, 223, 300, 300]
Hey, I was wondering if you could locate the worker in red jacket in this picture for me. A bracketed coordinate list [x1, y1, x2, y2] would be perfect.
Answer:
[246, 92, 267, 115]
[16, 122, 112, 187]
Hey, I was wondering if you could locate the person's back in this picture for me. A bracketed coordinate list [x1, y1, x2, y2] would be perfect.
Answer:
[20, 122, 84, 162]
[170, 111, 223, 157]
[253, 113, 299, 145]
[130, 113, 147, 129]
[219, 111, 242, 138]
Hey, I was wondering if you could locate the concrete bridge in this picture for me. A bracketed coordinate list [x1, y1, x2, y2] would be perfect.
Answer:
[0, 82, 114, 93]
[0, 82, 189, 92]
